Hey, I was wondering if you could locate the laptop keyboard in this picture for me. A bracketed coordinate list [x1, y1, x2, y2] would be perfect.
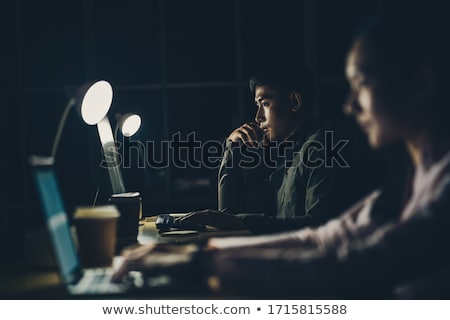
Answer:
[69, 268, 128, 295]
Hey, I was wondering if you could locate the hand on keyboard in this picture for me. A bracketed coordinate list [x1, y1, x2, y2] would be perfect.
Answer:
[177, 209, 245, 230]
[156, 214, 207, 232]
[111, 243, 199, 283]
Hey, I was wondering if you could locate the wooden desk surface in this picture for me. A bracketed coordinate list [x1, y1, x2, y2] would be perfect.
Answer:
[139, 216, 252, 245]
[0, 263, 65, 299]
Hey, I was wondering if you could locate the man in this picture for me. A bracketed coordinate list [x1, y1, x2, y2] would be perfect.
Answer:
[179, 63, 377, 233]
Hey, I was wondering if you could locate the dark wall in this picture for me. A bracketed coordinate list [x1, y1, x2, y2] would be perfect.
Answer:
[0, 0, 381, 260]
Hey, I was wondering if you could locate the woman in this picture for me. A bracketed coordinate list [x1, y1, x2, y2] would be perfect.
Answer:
[113, 8, 450, 298]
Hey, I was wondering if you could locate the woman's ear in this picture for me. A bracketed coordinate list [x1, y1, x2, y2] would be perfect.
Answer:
[289, 91, 302, 112]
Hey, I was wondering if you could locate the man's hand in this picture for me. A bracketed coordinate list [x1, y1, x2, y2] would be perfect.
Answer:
[178, 209, 245, 230]
[227, 122, 264, 147]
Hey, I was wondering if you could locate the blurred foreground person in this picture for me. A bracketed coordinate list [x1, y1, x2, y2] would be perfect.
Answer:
[113, 7, 450, 298]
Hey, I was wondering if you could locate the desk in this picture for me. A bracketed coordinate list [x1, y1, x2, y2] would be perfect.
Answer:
[139, 216, 252, 245]
[0, 216, 252, 299]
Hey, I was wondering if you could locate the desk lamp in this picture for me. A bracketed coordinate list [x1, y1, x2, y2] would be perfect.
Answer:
[114, 113, 143, 169]
[51, 80, 114, 159]
[113, 113, 150, 193]
[49, 79, 126, 195]
[46, 80, 140, 251]
[114, 113, 142, 140]
[78, 85, 142, 250]
[72, 80, 126, 194]
[79, 90, 142, 250]
[113, 112, 145, 173]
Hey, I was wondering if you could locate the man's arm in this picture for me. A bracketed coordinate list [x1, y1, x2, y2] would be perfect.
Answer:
[240, 137, 343, 234]
[218, 139, 276, 214]
[217, 140, 244, 212]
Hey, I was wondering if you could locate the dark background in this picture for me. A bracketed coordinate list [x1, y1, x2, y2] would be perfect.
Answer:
[0, 0, 382, 261]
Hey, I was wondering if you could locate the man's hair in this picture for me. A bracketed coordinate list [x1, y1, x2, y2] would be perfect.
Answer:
[248, 62, 316, 117]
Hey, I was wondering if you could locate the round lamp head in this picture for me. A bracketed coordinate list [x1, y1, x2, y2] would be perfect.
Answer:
[80, 80, 113, 125]
[120, 114, 142, 137]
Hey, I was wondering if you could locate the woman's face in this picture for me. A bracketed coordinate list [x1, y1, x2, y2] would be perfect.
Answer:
[345, 40, 407, 149]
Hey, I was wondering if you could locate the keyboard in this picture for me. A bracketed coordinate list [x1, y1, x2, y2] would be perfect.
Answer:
[155, 214, 207, 232]
[68, 268, 139, 295]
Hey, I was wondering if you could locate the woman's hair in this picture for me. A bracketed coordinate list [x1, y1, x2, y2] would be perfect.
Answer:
[353, 4, 450, 135]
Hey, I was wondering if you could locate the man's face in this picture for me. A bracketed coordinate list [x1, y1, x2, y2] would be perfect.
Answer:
[254, 85, 294, 141]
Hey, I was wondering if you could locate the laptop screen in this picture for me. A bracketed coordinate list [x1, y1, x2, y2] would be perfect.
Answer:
[32, 163, 82, 284]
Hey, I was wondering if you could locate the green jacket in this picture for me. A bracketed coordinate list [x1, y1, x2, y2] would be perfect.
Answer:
[218, 124, 369, 234]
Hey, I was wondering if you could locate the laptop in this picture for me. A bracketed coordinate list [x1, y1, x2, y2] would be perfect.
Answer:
[29, 155, 148, 296]
[29, 155, 231, 299]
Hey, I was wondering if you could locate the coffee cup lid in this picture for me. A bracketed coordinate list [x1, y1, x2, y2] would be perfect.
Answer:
[74, 205, 120, 219]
